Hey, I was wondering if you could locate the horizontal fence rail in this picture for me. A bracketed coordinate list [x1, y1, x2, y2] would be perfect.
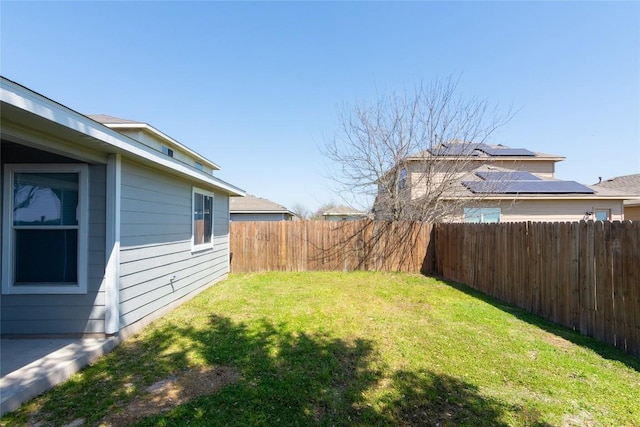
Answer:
[434, 221, 639, 358]
[230, 220, 434, 273]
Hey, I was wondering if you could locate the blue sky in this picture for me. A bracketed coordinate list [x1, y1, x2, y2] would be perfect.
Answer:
[1, 1, 638, 213]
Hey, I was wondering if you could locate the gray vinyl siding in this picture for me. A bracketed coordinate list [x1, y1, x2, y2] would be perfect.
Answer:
[118, 160, 230, 330]
[1, 143, 233, 336]
[0, 145, 106, 335]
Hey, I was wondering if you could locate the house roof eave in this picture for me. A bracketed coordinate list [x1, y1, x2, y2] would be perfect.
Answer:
[1, 76, 244, 197]
[95, 120, 221, 171]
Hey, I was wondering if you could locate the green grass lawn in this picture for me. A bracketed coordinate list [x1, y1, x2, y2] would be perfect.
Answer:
[3, 272, 639, 426]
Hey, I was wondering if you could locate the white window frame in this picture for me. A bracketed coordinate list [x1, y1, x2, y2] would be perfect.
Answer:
[2, 163, 89, 294]
[191, 187, 215, 253]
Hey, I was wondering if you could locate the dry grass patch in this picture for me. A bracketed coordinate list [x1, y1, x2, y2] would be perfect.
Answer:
[100, 366, 239, 426]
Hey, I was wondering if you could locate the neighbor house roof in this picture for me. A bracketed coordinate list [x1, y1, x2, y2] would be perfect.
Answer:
[408, 140, 565, 162]
[230, 194, 296, 216]
[593, 173, 640, 193]
[322, 205, 369, 216]
[593, 174, 640, 206]
[1, 76, 244, 196]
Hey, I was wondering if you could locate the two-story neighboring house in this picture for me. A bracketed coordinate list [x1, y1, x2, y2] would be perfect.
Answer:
[374, 140, 628, 223]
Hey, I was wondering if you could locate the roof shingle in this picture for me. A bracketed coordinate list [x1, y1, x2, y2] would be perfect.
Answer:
[230, 195, 294, 214]
[594, 174, 640, 195]
[87, 114, 143, 125]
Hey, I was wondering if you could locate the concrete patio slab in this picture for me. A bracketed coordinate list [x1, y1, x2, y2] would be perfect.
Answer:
[1, 337, 119, 417]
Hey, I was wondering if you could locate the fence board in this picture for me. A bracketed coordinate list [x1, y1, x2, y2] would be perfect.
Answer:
[594, 221, 607, 343]
[621, 221, 639, 355]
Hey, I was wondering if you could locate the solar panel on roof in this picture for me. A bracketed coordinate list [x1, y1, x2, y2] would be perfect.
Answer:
[429, 148, 477, 156]
[432, 143, 536, 157]
[441, 142, 492, 149]
[428, 143, 485, 156]
[478, 147, 536, 156]
[476, 171, 541, 181]
[462, 180, 595, 194]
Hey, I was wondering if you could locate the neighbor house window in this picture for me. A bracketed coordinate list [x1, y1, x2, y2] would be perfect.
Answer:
[2, 164, 88, 294]
[398, 167, 407, 190]
[195, 161, 203, 171]
[162, 144, 174, 157]
[464, 207, 501, 223]
[594, 209, 610, 221]
[192, 188, 214, 251]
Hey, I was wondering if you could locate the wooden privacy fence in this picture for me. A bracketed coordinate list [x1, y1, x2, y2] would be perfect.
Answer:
[230, 220, 434, 273]
[434, 221, 640, 357]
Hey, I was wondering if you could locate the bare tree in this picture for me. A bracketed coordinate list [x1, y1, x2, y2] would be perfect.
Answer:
[290, 202, 310, 220]
[317, 77, 514, 272]
[322, 76, 513, 223]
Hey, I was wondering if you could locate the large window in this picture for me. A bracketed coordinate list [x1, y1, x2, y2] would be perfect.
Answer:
[192, 188, 214, 251]
[2, 164, 88, 294]
[464, 207, 501, 223]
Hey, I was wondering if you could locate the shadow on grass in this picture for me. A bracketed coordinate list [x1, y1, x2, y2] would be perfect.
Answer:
[433, 276, 640, 373]
[377, 370, 521, 427]
[138, 315, 517, 427]
[4, 313, 516, 427]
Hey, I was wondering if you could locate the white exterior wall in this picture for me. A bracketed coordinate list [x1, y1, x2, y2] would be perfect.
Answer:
[448, 199, 624, 223]
[486, 159, 556, 177]
[410, 171, 466, 200]
[500, 199, 624, 222]
[118, 160, 230, 333]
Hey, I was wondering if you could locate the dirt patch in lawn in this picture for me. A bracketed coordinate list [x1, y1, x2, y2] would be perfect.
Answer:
[541, 333, 573, 350]
[100, 366, 239, 426]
